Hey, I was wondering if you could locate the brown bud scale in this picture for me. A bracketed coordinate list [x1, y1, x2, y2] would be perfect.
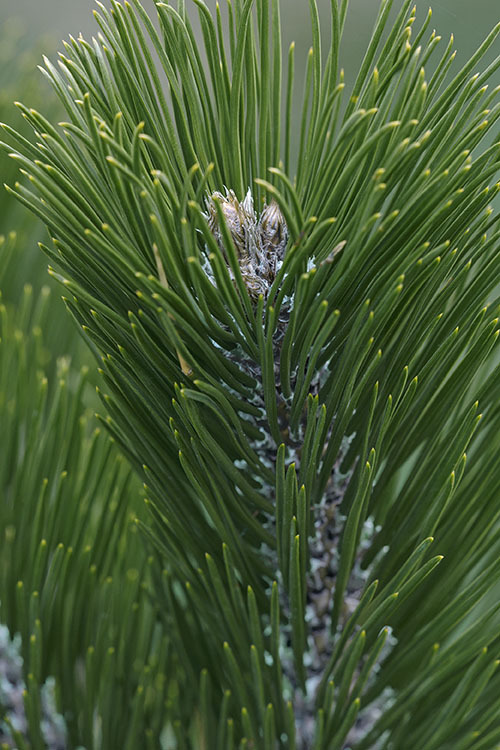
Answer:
[206, 188, 288, 300]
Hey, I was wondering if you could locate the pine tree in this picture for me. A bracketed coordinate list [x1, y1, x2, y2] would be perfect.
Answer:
[3, 0, 500, 747]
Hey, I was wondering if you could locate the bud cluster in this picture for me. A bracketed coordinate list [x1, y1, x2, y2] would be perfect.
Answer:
[205, 188, 288, 300]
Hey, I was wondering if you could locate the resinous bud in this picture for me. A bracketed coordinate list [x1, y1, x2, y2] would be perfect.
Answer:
[205, 188, 288, 301]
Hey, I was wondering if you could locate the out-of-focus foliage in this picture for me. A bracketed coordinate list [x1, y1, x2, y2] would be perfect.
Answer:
[0, 23, 49, 238]
[1, 25, 171, 750]
[0, 234, 171, 750]
[0, 23, 90, 367]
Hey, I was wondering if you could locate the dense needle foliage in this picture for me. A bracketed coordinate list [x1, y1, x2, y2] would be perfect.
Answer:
[0, 234, 168, 749]
[3, 0, 500, 747]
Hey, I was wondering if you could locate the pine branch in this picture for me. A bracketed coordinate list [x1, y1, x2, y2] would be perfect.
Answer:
[3, 1, 500, 747]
